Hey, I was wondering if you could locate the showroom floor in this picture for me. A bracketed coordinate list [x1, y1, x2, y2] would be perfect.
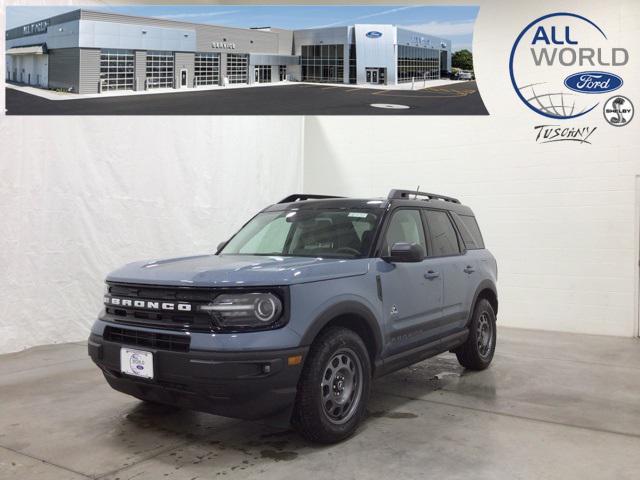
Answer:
[1, 327, 639, 480]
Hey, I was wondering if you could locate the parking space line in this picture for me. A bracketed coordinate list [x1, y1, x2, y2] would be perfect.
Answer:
[370, 90, 474, 99]
[368, 88, 475, 98]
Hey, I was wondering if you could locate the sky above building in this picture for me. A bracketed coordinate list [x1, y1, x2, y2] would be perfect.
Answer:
[6, 5, 478, 51]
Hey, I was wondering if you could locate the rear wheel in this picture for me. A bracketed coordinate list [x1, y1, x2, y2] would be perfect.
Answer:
[455, 298, 496, 370]
[292, 327, 371, 444]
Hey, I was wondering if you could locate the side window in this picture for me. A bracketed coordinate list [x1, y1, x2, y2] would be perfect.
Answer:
[424, 210, 461, 257]
[382, 209, 427, 256]
[453, 213, 485, 249]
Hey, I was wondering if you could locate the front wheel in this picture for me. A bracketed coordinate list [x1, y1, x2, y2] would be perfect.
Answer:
[455, 299, 497, 370]
[292, 327, 371, 444]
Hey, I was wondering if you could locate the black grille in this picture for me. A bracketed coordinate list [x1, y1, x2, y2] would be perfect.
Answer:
[104, 326, 190, 352]
[104, 282, 216, 332]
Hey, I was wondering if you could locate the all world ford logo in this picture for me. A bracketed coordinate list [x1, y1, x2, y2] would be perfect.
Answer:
[366, 31, 383, 39]
[563, 71, 623, 94]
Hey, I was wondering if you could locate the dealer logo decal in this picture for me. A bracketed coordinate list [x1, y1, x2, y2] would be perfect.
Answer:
[509, 12, 628, 120]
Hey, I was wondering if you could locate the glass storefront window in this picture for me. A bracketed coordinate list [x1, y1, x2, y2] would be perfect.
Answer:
[301, 43, 345, 83]
[255, 65, 271, 83]
[397, 45, 442, 83]
[349, 44, 357, 84]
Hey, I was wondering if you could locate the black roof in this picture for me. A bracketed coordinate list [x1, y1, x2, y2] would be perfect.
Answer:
[265, 191, 475, 216]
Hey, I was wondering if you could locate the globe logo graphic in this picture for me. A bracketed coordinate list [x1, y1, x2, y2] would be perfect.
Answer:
[517, 81, 588, 118]
[509, 13, 619, 120]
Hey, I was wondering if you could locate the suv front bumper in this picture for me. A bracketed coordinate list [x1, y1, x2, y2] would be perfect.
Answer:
[88, 332, 307, 420]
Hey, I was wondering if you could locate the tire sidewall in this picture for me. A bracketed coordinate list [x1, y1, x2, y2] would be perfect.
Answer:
[299, 328, 371, 440]
[471, 299, 497, 366]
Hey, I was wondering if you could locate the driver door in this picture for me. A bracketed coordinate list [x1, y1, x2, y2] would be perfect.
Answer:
[377, 209, 444, 356]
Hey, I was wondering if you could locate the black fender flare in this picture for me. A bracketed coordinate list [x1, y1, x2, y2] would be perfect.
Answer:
[466, 279, 498, 327]
[299, 300, 384, 359]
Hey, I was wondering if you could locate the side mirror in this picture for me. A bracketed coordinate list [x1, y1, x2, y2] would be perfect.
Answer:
[384, 242, 425, 263]
[216, 241, 227, 253]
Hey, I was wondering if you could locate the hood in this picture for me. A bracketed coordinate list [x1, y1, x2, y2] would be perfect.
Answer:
[106, 254, 371, 287]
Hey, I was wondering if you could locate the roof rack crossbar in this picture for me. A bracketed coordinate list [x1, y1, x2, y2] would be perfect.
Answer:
[387, 189, 460, 204]
[278, 194, 345, 204]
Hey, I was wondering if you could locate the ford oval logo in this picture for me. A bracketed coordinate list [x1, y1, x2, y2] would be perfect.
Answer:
[366, 31, 383, 39]
[564, 71, 623, 94]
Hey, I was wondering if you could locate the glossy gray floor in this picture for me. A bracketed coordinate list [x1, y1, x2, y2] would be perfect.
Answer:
[1, 327, 639, 480]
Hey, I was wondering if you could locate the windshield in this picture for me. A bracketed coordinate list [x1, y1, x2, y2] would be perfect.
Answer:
[220, 209, 380, 258]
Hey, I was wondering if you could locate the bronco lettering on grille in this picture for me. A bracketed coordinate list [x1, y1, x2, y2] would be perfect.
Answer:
[104, 297, 192, 312]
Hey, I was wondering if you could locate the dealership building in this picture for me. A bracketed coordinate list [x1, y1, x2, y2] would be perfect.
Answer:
[5, 9, 452, 94]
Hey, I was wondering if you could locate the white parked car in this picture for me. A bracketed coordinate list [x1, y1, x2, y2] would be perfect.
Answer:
[458, 71, 474, 80]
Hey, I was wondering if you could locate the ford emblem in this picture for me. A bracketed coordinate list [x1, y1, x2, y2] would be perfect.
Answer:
[564, 71, 623, 94]
[366, 31, 383, 39]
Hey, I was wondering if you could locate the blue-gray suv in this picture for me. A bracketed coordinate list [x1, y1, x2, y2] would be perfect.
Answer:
[89, 190, 498, 443]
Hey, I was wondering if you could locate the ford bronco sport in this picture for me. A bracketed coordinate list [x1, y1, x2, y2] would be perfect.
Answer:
[89, 190, 498, 443]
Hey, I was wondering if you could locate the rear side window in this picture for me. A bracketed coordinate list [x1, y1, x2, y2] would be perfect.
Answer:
[453, 213, 485, 250]
[424, 210, 461, 257]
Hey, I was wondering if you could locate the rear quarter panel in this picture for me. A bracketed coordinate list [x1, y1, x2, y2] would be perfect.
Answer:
[467, 248, 498, 318]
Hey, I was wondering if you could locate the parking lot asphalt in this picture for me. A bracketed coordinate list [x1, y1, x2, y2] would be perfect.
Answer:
[5, 81, 488, 115]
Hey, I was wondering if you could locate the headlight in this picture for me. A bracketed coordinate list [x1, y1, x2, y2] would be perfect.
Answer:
[200, 292, 284, 330]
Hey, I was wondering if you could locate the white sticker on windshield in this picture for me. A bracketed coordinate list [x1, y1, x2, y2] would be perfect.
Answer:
[348, 212, 368, 218]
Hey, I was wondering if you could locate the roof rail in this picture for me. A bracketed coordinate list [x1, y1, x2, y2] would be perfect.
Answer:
[387, 189, 460, 204]
[278, 194, 344, 204]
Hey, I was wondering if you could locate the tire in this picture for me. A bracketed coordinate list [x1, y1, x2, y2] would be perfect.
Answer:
[455, 298, 497, 370]
[292, 327, 371, 444]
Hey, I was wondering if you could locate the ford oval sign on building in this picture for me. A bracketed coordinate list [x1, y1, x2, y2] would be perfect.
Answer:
[563, 71, 623, 94]
[366, 31, 383, 39]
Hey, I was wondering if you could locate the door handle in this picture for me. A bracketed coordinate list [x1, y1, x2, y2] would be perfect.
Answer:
[463, 265, 475, 274]
[424, 270, 440, 279]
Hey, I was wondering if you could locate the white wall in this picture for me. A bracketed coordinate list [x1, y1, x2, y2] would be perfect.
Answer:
[1, 0, 638, 356]
[303, 117, 639, 338]
[303, 1, 640, 338]
[0, 117, 304, 353]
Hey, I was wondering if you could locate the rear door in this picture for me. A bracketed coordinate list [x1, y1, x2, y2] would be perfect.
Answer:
[423, 209, 471, 333]
[378, 208, 444, 355]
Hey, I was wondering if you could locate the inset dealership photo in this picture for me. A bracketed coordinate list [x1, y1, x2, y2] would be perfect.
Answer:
[5, 5, 486, 115]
